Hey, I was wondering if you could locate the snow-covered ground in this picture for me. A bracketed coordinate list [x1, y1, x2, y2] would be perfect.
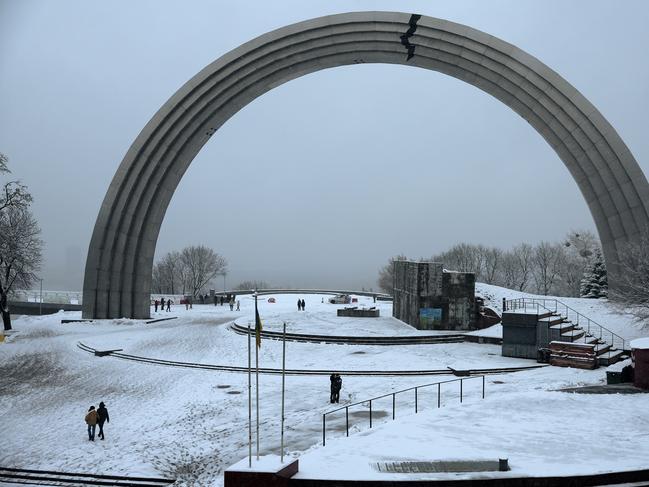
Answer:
[1, 287, 648, 485]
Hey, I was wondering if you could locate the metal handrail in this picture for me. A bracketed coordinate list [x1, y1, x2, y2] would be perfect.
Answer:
[504, 297, 625, 358]
[322, 375, 485, 446]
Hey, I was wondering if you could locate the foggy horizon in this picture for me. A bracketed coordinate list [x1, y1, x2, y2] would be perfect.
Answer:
[2, 1, 648, 292]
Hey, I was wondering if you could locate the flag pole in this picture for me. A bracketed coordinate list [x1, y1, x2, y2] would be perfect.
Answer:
[247, 321, 252, 468]
[255, 291, 260, 460]
[280, 321, 286, 463]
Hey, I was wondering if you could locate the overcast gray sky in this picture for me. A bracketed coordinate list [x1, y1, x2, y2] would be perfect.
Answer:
[1, 0, 648, 292]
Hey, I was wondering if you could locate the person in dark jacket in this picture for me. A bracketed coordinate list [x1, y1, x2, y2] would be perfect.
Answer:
[85, 406, 98, 441]
[160, 297, 165, 311]
[301, 299, 306, 311]
[166, 299, 171, 312]
[329, 373, 336, 403]
[332, 374, 342, 403]
[297, 299, 302, 311]
[97, 401, 110, 440]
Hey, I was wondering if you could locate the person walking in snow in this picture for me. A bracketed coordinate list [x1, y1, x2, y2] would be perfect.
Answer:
[154, 299, 159, 312]
[236, 300, 240, 311]
[97, 401, 110, 440]
[301, 299, 306, 312]
[297, 299, 301, 311]
[85, 406, 99, 441]
[229, 299, 234, 311]
[160, 297, 165, 311]
[166, 299, 171, 312]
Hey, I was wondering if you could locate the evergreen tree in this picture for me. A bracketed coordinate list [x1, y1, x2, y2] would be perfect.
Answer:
[580, 251, 608, 298]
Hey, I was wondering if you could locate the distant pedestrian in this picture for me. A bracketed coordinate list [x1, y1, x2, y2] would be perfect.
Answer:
[301, 299, 306, 311]
[214, 295, 218, 306]
[85, 406, 98, 441]
[220, 296, 224, 306]
[329, 373, 336, 403]
[166, 299, 171, 312]
[236, 300, 240, 311]
[97, 401, 110, 440]
[332, 374, 342, 403]
[297, 299, 301, 311]
[160, 297, 165, 311]
[229, 299, 234, 311]
[154, 300, 159, 312]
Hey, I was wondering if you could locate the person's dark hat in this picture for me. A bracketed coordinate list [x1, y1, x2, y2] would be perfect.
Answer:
[99, 401, 105, 407]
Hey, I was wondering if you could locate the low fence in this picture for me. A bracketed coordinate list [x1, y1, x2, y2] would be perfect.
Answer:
[322, 376, 485, 446]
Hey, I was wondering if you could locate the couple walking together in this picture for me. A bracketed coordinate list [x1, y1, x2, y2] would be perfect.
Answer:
[84, 402, 110, 441]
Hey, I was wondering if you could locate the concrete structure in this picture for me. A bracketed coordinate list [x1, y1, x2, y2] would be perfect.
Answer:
[337, 307, 380, 318]
[83, 12, 649, 319]
[393, 261, 475, 330]
[631, 338, 649, 390]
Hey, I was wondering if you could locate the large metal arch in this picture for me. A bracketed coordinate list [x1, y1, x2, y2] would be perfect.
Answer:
[83, 11, 649, 319]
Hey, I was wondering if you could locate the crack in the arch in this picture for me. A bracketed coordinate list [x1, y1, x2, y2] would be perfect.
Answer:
[400, 14, 422, 60]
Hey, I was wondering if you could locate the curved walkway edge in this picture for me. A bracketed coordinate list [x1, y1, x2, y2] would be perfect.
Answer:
[77, 342, 544, 377]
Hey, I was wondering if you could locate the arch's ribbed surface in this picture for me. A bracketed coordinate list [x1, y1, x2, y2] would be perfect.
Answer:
[83, 12, 649, 319]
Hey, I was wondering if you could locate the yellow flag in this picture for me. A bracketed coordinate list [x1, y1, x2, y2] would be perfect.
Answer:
[255, 308, 263, 348]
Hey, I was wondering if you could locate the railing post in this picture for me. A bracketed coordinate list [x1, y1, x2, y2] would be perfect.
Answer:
[460, 379, 463, 403]
[392, 393, 396, 420]
[482, 375, 485, 399]
[415, 387, 418, 413]
[437, 383, 441, 408]
[322, 414, 326, 446]
[346, 407, 349, 437]
[369, 400, 372, 428]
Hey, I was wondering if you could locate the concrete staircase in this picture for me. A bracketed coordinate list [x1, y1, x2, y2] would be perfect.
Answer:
[503, 299, 628, 367]
[543, 311, 626, 366]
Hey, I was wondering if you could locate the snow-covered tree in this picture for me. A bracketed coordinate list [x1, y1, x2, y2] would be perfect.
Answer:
[580, 250, 608, 298]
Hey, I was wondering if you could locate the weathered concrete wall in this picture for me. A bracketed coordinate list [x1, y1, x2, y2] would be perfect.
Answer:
[393, 261, 475, 330]
[502, 311, 539, 359]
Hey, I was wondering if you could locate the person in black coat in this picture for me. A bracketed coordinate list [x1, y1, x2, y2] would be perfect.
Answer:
[97, 401, 110, 440]
[329, 373, 336, 403]
[301, 299, 306, 311]
[332, 374, 342, 403]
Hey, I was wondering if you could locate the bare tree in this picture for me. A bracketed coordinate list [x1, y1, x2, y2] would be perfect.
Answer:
[557, 230, 600, 297]
[377, 254, 408, 294]
[533, 241, 565, 295]
[609, 229, 649, 323]
[511, 243, 534, 291]
[433, 243, 485, 280]
[481, 247, 503, 284]
[0, 154, 43, 330]
[180, 245, 227, 298]
[0, 206, 43, 330]
[0, 153, 32, 214]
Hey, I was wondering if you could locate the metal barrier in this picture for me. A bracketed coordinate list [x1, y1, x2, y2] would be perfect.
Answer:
[322, 375, 485, 446]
